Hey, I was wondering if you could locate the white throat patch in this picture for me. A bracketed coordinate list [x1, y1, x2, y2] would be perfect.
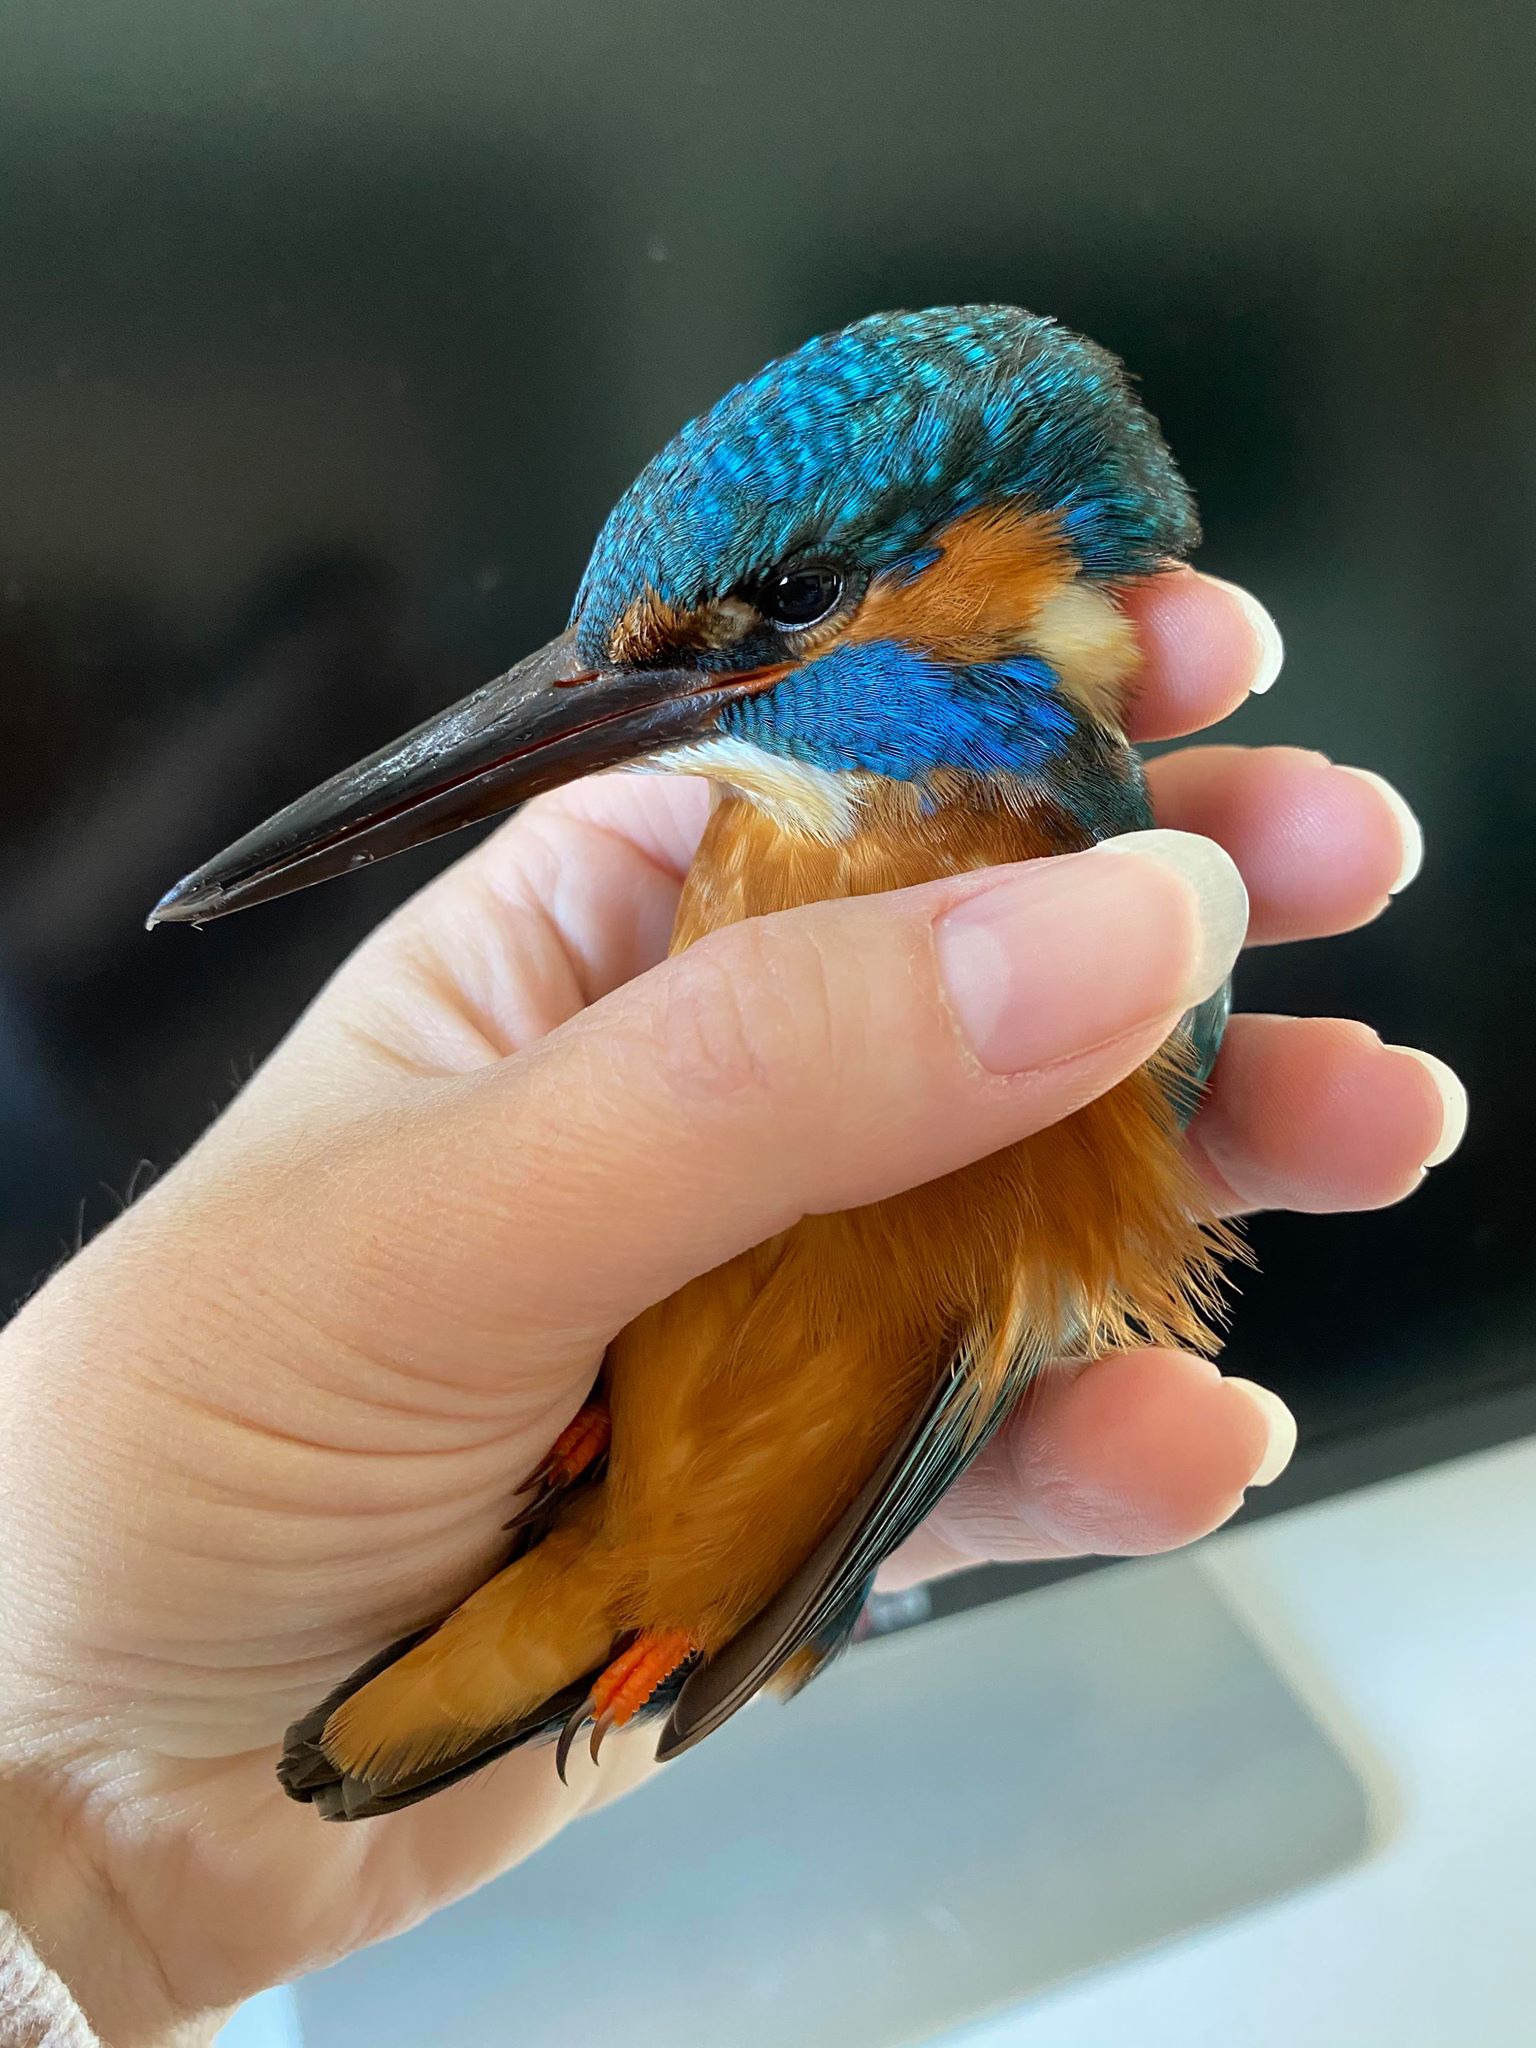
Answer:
[648, 738, 859, 842]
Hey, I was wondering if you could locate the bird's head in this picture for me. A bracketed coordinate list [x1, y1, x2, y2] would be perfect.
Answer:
[152, 307, 1198, 923]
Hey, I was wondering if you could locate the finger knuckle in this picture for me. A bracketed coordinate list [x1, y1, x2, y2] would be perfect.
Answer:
[656, 919, 839, 1118]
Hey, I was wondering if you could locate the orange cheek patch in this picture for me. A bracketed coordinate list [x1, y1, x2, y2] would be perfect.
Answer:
[844, 503, 1075, 664]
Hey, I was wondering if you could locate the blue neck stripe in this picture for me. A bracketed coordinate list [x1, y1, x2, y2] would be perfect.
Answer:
[720, 640, 1074, 783]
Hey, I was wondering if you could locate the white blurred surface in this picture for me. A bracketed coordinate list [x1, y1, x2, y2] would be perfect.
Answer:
[951, 1433, 1536, 2047]
[291, 1555, 1366, 2046]
[219, 1433, 1536, 2047]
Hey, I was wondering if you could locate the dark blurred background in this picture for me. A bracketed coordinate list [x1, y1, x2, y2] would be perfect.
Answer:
[1, 2, 1531, 1513]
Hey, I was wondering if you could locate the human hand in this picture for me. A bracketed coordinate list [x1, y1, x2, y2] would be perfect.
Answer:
[0, 570, 1462, 2044]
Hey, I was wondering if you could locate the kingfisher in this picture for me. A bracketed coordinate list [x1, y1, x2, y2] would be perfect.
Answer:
[151, 306, 1238, 1819]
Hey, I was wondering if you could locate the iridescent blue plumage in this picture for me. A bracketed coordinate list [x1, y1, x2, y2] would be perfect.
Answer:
[723, 641, 1074, 782]
[574, 305, 1198, 664]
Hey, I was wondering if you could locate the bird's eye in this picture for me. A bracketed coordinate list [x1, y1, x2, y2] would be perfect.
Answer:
[751, 562, 844, 630]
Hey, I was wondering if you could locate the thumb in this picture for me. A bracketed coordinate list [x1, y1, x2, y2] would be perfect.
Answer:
[265, 828, 1246, 1389]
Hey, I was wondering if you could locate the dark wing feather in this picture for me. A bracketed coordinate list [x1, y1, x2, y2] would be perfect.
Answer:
[285, 980, 1232, 1805]
[1173, 980, 1231, 1120]
[655, 980, 1233, 1762]
[655, 1338, 1046, 1761]
[764, 1570, 878, 1702]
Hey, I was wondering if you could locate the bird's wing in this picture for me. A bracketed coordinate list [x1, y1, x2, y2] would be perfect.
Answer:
[656, 987, 1233, 1762]
[654, 1335, 1046, 1761]
[1167, 980, 1231, 1123]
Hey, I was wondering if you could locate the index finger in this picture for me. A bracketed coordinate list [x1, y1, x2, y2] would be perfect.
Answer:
[1121, 568, 1283, 741]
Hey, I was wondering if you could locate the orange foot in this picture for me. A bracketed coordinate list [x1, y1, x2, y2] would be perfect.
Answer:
[505, 1399, 611, 1532]
[556, 1628, 700, 1780]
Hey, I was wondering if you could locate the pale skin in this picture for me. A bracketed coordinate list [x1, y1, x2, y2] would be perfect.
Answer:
[0, 570, 1462, 2044]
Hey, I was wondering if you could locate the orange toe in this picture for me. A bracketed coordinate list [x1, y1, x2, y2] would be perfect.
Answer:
[591, 1628, 699, 1729]
[557, 1627, 703, 1778]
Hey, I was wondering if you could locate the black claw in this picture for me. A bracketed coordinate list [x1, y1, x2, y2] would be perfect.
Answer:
[588, 1709, 619, 1767]
[554, 1692, 595, 1785]
[502, 1451, 608, 1537]
[501, 1485, 554, 1535]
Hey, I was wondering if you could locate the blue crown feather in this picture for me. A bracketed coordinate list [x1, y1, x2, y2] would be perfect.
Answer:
[574, 306, 1197, 663]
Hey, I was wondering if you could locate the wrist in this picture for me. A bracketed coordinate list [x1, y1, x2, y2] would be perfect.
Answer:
[0, 1767, 221, 2048]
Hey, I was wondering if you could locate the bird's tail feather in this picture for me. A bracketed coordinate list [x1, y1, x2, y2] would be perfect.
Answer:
[279, 1525, 622, 1820]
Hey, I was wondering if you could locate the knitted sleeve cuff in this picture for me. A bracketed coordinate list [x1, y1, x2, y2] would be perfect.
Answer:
[0, 1913, 98, 2048]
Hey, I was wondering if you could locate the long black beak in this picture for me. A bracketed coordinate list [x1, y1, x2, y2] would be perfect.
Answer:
[148, 631, 774, 926]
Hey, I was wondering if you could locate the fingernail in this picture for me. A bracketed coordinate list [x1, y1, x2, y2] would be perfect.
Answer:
[1340, 768, 1425, 894]
[1204, 575, 1284, 694]
[1386, 1045, 1468, 1166]
[935, 833, 1248, 1074]
[1092, 830, 1250, 1005]
[1224, 1378, 1298, 1486]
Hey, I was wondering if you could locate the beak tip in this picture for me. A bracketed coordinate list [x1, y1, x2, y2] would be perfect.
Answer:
[146, 878, 212, 930]
[137, 629, 734, 929]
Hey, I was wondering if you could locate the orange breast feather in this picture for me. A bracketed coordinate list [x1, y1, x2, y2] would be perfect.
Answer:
[602, 780, 1232, 1646]
[317, 776, 1232, 1797]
